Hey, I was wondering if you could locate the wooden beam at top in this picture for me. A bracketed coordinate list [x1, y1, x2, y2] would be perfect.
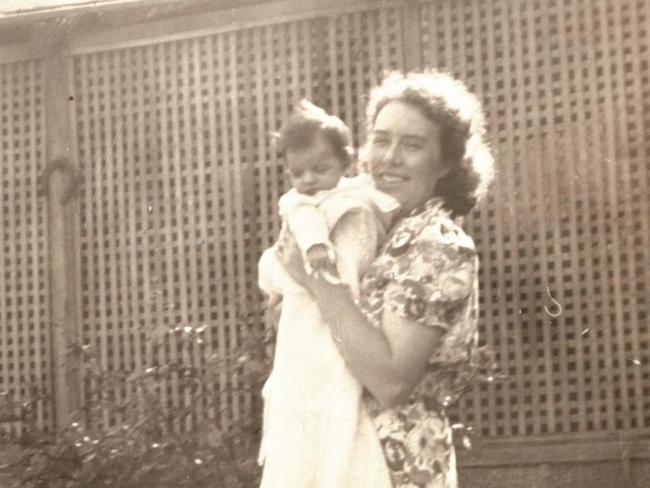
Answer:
[0, 0, 228, 25]
[67, 0, 399, 54]
[0, 42, 40, 63]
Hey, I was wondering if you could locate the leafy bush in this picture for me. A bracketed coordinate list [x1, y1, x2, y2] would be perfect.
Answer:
[0, 303, 498, 488]
[0, 308, 274, 488]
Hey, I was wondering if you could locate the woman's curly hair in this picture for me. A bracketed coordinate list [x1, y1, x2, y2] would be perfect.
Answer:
[275, 100, 354, 169]
[365, 70, 494, 217]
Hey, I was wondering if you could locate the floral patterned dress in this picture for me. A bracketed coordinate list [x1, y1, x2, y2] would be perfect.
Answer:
[357, 197, 480, 488]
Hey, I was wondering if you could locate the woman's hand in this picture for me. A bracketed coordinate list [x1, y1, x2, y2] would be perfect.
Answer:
[276, 232, 348, 313]
[274, 227, 313, 290]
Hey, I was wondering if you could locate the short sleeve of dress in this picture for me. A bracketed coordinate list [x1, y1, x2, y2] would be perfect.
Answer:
[383, 216, 477, 332]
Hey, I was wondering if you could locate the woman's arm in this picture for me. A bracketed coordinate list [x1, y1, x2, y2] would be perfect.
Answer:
[278, 210, 446, 409]
[309, 279, 445, 409]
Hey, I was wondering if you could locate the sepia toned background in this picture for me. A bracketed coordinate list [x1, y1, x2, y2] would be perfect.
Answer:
[0, 0, 648, 486]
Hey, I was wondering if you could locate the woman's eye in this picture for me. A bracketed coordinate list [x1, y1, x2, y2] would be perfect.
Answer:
[403, 140, 423, 151]
[288, 169, 303, 178]
[314, 166, 328, 173]
[404, 143, 422, 151]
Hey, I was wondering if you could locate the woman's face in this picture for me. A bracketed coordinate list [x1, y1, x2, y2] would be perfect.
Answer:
[366, 101, 448, 214]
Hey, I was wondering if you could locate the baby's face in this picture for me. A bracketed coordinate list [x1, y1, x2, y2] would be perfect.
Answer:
[285, 135, 345, 196]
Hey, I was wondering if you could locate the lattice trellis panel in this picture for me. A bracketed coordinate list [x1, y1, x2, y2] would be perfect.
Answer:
[0, 59, 53, 432]
[70, 3, 404, 429]
[419, 0, 650, 437]
[4, 0, 649, 442]
[308, 7, 405, 153]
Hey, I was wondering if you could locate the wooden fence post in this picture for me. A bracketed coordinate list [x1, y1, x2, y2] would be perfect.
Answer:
[42, 46, 81, 428]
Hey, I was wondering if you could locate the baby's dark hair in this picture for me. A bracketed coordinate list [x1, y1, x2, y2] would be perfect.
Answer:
[275, 100, 353, 169]
[366, 70, 494, 217]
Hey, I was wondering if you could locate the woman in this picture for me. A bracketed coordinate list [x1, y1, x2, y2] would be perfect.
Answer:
[276, 69, 494, 488]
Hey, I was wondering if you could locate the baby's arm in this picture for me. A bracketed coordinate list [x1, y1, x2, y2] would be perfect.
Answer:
[280, 193, 337, 275]
[329, 207, 381, 298]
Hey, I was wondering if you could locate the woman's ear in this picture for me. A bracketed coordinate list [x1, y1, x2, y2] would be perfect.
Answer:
[441, 158, 454, 179]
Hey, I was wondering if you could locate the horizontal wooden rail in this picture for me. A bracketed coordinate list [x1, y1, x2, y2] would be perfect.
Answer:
[460, 435, 650, 467]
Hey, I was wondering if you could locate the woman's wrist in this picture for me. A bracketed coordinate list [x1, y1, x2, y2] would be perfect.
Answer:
[312, 280, 354, 321]
[313, 282, 368, 353]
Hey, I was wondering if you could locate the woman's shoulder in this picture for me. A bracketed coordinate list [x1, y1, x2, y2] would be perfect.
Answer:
[389, 199, 476, 261]
[420, 212, 475, 250]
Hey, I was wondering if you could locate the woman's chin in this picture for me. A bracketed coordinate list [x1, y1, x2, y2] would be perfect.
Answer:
[375, 181, 405, 200]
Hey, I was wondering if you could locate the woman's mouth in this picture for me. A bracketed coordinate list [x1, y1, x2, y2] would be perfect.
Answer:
[378, 173, 408, 184]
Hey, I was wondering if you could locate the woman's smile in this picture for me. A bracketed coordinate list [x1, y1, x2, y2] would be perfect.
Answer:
[376, 172, 409, 184]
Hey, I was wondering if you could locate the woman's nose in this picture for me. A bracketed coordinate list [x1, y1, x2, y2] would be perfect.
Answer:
[383, 142, 402, 166]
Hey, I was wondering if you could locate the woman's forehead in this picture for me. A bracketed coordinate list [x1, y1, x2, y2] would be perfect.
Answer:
[373, 101, 440, 137]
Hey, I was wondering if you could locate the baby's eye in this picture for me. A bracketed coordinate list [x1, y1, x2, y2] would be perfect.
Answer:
[288, 169, 303, 178]
[314, 165, 329, 173]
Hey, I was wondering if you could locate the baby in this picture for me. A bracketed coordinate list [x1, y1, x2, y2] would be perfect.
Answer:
[260, 101, 401, 306]
[257, 101, 397, 488]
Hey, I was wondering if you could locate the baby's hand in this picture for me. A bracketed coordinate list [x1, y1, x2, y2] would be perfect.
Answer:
[305, 244, 336, 273]
[305, 244, 341, 285]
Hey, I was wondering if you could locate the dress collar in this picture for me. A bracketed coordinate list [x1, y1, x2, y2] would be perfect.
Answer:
[406, 196, 446, 218]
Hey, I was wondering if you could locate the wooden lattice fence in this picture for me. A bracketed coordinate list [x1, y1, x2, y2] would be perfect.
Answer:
[0, 58, 54, 431]
[0, 0, 648, 449]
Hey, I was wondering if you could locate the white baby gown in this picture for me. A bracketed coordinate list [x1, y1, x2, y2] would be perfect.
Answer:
[258, 177, 397, 488]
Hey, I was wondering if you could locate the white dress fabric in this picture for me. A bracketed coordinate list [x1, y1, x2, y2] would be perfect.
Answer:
[258, 176, 398, 488]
